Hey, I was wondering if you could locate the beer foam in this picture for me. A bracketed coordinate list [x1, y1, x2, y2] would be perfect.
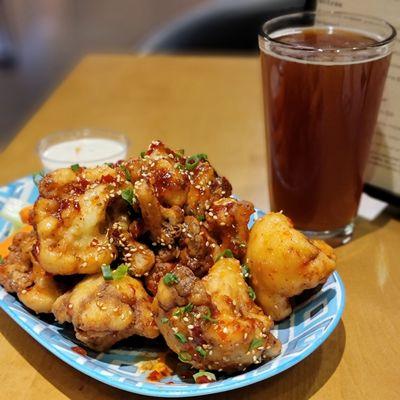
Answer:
[261, 26, 391, 66]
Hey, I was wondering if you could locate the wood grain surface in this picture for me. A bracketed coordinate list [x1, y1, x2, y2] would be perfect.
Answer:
[0, 55, 399, 400]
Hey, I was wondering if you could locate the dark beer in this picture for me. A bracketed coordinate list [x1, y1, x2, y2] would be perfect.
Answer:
[261, 28, 391, 231]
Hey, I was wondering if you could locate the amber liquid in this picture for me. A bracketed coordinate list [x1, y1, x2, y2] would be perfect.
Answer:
[261, 28, 391, 231]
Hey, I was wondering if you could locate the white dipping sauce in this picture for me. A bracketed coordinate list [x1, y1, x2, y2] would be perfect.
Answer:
[41, 138, 127, 171]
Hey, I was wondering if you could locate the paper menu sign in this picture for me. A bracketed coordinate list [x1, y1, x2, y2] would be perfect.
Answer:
[318, 0, 400, 196]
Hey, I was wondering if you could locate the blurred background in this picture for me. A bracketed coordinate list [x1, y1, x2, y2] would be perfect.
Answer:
[0, 0, 314, 151]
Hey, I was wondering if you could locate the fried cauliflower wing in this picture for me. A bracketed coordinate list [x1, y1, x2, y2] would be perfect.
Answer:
[142, 140, 190, 208]
[205, 198, 254, 260]
[134, 179, 184, 246]
[33, 164, 133, 275]
[246, 212, 336, 321]
[185, 158, 232, 217]
[0, 231, 63, 313]
[52, 274, 159, 351]
[107, 198, 155, 277]
[153, 259, 281, 372]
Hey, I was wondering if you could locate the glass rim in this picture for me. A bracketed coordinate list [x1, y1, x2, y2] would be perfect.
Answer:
[259, 10, 397, 53]
[37, 128, 130, 164]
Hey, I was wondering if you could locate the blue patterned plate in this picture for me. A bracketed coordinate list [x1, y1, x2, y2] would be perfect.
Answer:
[0, 176, 345, 397]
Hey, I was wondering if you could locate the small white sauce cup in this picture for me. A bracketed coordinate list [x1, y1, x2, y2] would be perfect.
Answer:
[37, 128, 129, 172]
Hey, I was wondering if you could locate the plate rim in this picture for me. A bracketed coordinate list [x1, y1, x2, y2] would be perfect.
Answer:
[0, 272, 345, 397]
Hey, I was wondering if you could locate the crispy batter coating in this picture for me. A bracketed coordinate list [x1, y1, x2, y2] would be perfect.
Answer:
[185, 160, 232, 217]
[0, 231, 35, 293]
[52, 274, 159, 351]
[33, 165, 125, 274]
[153, 259, 281, 372]
[0, 231, 63, 313]
[205, 198, 254, 259]
[108, 198, 155, 277]
[246, 212, 336, 321]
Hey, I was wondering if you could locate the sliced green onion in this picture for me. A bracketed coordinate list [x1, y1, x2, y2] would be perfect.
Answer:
[120, 165, 131, 182]
[175, 332, 187, 343]
[121, 188, 136, 205]
[241, 264, 250, 278]
[101, 264, 113, 281]
[105, 162, 114, 167]
[185, 153, 208, 171]
[70, 164, 80, 172]
[0, 255, 4, 265]
[173, 308, 182, 317]
[176, 149, 185, 156]
[202, 307, 216, 323]
[183, 303, 194, 313]
[193, 371, 216, 383]
[216, 249, 234, 261]
[178, 351, 192, 363]
[249, 338, 263, 351]
[140, 151, 146, 159]
[161, 317, 169, 324]
[101, 264, 129, 281]
[196, 215, 205, 222]
[196, 346, 206, 357]
[248, 286, 256, 301]
[32, 171, 45, 187]
[173, 303, 193, 317]
[163, 273, 179, 286]
[112, 264, 129, 280]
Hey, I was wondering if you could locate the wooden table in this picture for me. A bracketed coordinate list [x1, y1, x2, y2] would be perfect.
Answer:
[0, 55, 399, 400]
